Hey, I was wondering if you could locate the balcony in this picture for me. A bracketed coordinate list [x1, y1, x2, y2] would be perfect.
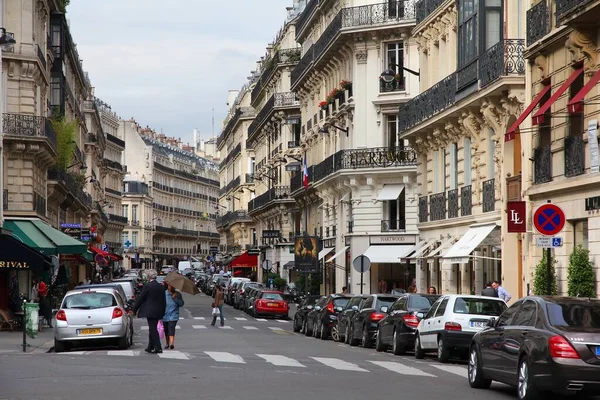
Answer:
[482, 178, 496, 213]
[36, 44, 47, 71]
[216, 210, 253, 228]
[295, 0, 320, 39]
[564, 135, 585, 177]
[415, 0, 445, 25]
[108, 214, 128, 224]
[219, 175, 241, 197]
[219, 143, 242, 169]
[155, 226, 178, 235]
[104, 158, 124, 172]
[556, 0, 596, 24]
[129, 220, 140, 226]
[94, 202, 109, 223]
[447, 188, 458, 218]
[217, 108, 242, 148]
[526, 1, 551, 46]
[534, 145, 552, 184]
[47, 167, 93, 208]
[247, 92, 299, 144]
[381, 219, 406, 232]
[429, 192, 446, 221]
[3, 113, 57, 151]
[106, 133, 125, 148]
[418, 196, 428, 223]
[478, 39, 525, 88]
[105, 187, 122, 197]
[461, 185, 472, 216]
[248, 186, 291, 214]
[251, 48, 301, 105]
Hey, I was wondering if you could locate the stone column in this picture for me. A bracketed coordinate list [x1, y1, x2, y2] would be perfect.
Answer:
[474, 251, 483, 295]
[460, 263, 470, 294]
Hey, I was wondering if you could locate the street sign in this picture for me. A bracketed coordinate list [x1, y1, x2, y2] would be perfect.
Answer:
[101, 244, 109, 251]
[352, 255, 371, 273]
[262, 260, 272, 271]
[247, 248, 260, 256]
[533, 203, 566, 236]
[535, 236, 563, 248]
[95, 254, 107, 266]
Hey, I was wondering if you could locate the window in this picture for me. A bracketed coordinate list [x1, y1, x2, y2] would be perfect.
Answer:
[50, 76, 62, 107]
[51, 24, 61, 53]
[569, 71, 585, 137]
[512, 300, 537, 327]
[434, 297, 449, 317]
[464, 138, 472, 186]
[496, 302, 521, 327]
[121, 231, 129, 245]
[122, 205, 129, 219]
[386, 189, 406, 230]
[386, 115, 399, 149]
[433, 151, 440, 192]
[293, 122, 301, 144]
[483, 0, 502, 50]
[453, 297, 507, 316]
[547, 301, 600, 329]
[132, 205, 138, 223]
[442, 148, 447, 192]
[387, 0, 405, 18]
[538, 89, 552, 148]
[458, 0, 478, 67]
[425, 301, 440, 319]
[450, 143, 458, 189]
[573, 220, 589, 250]
[386, 42, 405, 88]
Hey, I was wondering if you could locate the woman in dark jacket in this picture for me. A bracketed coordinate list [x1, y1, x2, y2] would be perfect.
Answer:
[133, 269, 166, 354]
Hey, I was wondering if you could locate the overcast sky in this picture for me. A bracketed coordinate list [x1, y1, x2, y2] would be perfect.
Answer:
[68, 1, 290, 144]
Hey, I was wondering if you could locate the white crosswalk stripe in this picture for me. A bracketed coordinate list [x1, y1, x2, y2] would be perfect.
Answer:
[255, 318, 267, 322]
[276, 320, 289, 323]
[107, 350, 136, 357]
[205, 351, 245, 363]
[369, 361, 436, 377]
[235, 317, 247, 321]
[219, 326, 233, 329]
[141, 326, 149, 331]
[192, 325, 207, 329]
[430, 364, 468, 378]
[194, 317, 205, 320]
[176, 325, 181, 330]
[269, 327, 284, 331]
[257, 354, 305, 368]
[311, 357, 368, 372]
[158, 351, 189, 360]
[243, 326, 259, 330]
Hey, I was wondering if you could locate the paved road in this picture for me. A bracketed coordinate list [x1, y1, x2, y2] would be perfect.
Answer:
[0, 292, 523, 400]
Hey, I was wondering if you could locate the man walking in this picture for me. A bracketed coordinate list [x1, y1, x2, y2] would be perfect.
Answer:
[481, 281, 498, 297]
[492, 281, 511, 303]
[133, 269, 166, 354]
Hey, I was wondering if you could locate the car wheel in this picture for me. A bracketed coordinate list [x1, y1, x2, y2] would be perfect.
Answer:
[54, 339, 66, 353]
[304, 321, 312, 337]
[518, 356, 541, 400]
[320, 322, 328, 340]
[331, 325, 340, 342]
[414, 334, 425, 359]
[313, 321, 320, 338]
[362, 326, 372, 348]
[301, 319, 307, 335]
[468, 346, 492, 389]
[437, 337, 450, 363]
[118, 334, 129, 350]
[392, 330, 406, 355]
[293, 317, 301, 333]
[348, 325, 359, 347]
[375, 328, 386, 352]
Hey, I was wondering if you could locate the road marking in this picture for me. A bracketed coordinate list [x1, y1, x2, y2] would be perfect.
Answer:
[192, 325, 207, 329]
[58, 351, 87, 355]
[194, 317, 205, 320]
[141, 326, 149, 331]
[255, 318, 267, 322]
[219, 326, 233, 329]
[257, 354, 305, 368]
[107, 350, 135, 357]
[179, 317, 185, 319]
[369, 361, 436, 377]
[158, 351, 189, 360]
[430, 364, 468, 378]
[276, 320, 289, 323]
[175, 326, 181, 330]
[311, 357, 368, 372]
[205, 351, 245, 364]
[269, 327, 284, 331]
[235, 317, 247, 321]
[243, 326, 259, 330]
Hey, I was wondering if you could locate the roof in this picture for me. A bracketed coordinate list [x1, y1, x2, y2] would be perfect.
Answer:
[141, 136, 218, 171]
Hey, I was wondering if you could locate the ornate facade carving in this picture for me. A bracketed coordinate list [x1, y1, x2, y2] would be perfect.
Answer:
[355, 50, 368, 64]
[565, 30, 599, 72]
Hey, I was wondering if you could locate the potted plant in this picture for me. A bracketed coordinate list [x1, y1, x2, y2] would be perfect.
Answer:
[340, 80, 352, 90]
[319, 101, 328, 111]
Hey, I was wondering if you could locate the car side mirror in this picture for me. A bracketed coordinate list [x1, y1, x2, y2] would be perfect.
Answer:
[314, 306, 321, 311]
[307, 305, 313, 310]
[487, 318, 496, 328]
[336, 306, 343, 312]
[417, 312, 425, 319]
[352, 306, 359, 311]
[380, 306, 389, 313]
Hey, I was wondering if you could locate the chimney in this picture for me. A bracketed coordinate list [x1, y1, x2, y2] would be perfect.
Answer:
[193, 128, 199, 150]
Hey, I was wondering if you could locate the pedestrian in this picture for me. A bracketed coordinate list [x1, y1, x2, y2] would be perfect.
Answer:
[341, 286, 348, 294]
[211, 284, 225, 327]
[492, 281, 512, 302]
[163, 284, 184, 350]
[133, 269, 167, 354]
[37, 279, 52, 327]
[428, 286, 437, 295]
[481, 281, 498, 297]
[30, 277, 40, 303]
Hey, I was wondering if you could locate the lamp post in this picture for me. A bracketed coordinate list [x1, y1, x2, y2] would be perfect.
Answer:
[0, 25, 16, 228]
[380, 63, 420, 83]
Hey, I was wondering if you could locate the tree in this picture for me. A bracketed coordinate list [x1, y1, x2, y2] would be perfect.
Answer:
[262, 272, 286, 290]
[51, 117, 78, 169]
[567, 245, 596, 297]
[532, 250, 558, 295]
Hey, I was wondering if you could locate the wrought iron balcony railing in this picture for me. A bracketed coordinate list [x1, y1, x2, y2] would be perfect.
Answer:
[296, 0, 320, 39]
[482, 178, 496, 213]
[251, 48, 301, 105]
[248, 186, 290, 214]
[380, 77, 406, 93]
[217, 108, 241, 147]
[381, 219, 406, 232]
[108, 214, 128, 224]
[415, 0, 445, 25]
[219, 175, 241, 197]
[155, 226, 178, 235]
[247, 92, 299, 143]
[526, 1, 551, 46]
[461, 185, 472, 216]
[36, 44, 47, 70]
[478, 39, 525, 88]
[556, 0, 594, 24]
[105, 187, 122, 197]
[216, 210, 253, 228]
[3, 113, 57, 150]
[418, 196, 428, 223]
[429, 192, 446, 221]
[219, 143, 242, 169]
[447, 188, 458, 218]
[564, 135, 585, 177]
[534, 145, 552, 184]
[104, 158, 124, 172]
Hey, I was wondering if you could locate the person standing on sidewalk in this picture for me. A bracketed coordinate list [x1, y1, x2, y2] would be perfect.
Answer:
[481, 282, 498, 297]
[133, 269, 166, 354]
[211, 284, 224, 327]
[163, 284, 184, 350]
[492, 281, 512, 303]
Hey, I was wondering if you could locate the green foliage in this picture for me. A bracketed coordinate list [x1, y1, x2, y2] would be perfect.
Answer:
[58, 0, 70, 12]
[262, 272, 287, 290]
[287, 50, 301, 63]
[567, 245, 596, 297]
[533, 250, 558, 295]
[68, 171, 86, 190]
[52, 117, 78, 169]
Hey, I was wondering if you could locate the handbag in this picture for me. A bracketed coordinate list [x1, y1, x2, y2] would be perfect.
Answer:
[211, 302, 216, 308]
[212, 307, 220, 316]
[157, 320, 165, 340]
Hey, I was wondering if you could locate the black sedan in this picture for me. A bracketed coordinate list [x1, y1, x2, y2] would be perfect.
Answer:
[293, 295, 323, 333]
[336, 295, 369, 343]
[348, 294, 398, 348]
[305, 294, 351, 339]
[468, 296, 600, 400]
[376, 293, 439, 355]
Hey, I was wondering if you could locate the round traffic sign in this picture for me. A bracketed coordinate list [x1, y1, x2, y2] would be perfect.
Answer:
[262, 260, 272, 271]
[533, 203, 565, 236]
[95, 254, 107, 266]
[352, 255, 371, 273]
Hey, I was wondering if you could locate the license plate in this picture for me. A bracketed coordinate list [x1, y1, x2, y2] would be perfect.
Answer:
[267, 302, 278, 307]
[595, 347, 600, 356]
[470, 321, 486, 328]
[79, 328, 102, 335]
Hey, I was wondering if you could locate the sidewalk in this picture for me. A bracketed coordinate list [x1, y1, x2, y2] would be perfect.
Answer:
[0, 328, 54, 354]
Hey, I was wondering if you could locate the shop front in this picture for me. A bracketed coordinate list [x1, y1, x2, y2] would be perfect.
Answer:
[230, 252, 258, 279]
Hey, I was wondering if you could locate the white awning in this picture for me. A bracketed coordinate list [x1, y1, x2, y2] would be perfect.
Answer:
[442, 224, 497, 264]
[408, 239, 438, 259]
[362, 245, 415, 264]
[376, 184, 405, 201]
[325, 246, 349, 263]
[318, 247, 335, 261]
[423, 237, 456, 258]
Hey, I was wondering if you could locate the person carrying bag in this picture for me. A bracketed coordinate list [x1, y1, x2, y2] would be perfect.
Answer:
[211, 284, 225, 327]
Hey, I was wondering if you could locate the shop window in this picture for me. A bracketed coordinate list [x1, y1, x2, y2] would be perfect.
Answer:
[573, 220, 589, 250]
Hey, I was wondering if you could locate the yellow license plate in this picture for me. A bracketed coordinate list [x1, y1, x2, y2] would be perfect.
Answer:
[267, 302, 278, 307]
[80, 328, 102, 335]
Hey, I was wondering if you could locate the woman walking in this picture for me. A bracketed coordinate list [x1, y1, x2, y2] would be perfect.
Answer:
[163, 284, 184, 349]
[211, 284, 224, 327]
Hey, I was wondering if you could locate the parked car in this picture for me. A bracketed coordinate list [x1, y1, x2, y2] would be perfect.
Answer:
[336, 295, 369, 343]
[415, 294, 507, 363]
[226, 278, 250, 304]
[305, 294, 352, 340]
[53, 288, 134, 353]
[468, 296, 600, 400]
[243, 286, 264, 314]
[251, 291, 289, 319]
[304, 297, 328, 337]
[109, 279, 137, 303]
[74, 284, 130, 308]
[348, 294, 399, 348]
[376, 293, 440, 354]
[235, 282, 262, 310]
[293, 295, 323, 333]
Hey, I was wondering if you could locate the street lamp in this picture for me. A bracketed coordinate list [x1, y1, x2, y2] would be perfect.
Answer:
[0, 27, 16, 228]
[380, 63, 420, 83]
[0, 28, 15, 48]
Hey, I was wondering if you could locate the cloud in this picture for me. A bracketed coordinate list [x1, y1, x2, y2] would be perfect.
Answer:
[68, 0, 290, 144]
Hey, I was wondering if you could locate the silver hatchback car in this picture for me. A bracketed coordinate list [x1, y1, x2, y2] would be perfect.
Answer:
[53, 288, 134, 352]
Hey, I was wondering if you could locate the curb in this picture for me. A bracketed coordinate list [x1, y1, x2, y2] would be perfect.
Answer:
[30, 340, 54, 354]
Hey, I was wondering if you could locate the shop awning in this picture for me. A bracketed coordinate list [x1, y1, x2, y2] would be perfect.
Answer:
[533, 68, 584, 125]
[318, 247, 334, 261]
[109, 253, 123, 261]
[442, 224, 497, 264]
[325, 246, 349, 263]
[568, 68, 600, 114]
[90, 246, 110, 258]
[400, 240, 426, 261]
[283, 261, 295, 270]
[406, 239, 437, 259]
[230, 252, 257, 268]
[505, 85, 551, 142]
[362, 245, 415, 264]
[4, 218, 87, 256]
[423, 237, 456, 258]
[376, 184, 405, 201]
[0, 233, 50, 273]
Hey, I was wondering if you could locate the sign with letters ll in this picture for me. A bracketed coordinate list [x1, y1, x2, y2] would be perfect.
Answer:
[507, 201, 526, 233]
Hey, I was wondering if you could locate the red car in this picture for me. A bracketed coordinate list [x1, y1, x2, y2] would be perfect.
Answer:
[253, 291, 289, 319]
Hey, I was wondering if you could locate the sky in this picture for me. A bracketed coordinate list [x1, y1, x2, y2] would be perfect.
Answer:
[67, 0, 290, 145]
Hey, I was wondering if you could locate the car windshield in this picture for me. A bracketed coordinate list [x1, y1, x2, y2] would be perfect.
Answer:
[63, 292, 117, 309]
[453, 297, 507, 316]
[410, 295, 439, 309]
[377, 297, 397, 311]
[547, 301, 600, 330]
[261, 293, 283, 300]
[333, 298, 350, 308]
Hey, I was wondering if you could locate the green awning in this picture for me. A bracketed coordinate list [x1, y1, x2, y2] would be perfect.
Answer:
[84, 251, 94, 261]
[4, 219, 87, 256]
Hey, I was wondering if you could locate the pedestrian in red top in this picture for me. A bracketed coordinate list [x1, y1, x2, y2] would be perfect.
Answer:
[37, 280, 52, 328]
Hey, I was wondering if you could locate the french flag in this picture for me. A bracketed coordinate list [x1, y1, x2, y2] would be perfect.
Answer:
[302, 156, 309, 189]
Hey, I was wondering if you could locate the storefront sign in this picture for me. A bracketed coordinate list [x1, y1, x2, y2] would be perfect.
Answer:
[369, 235, 417, 245]
[60, 223, 81, 229]
[61, 226, 82, 239]
[262, 230, 281, 238]
[588, 119, 599, 173]
[0, 261, 29, 269]
[585, 196, 600, 211]
[507, 201, 527, 233]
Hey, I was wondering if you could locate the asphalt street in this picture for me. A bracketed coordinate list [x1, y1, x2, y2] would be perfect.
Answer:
[0, 292, 526, 400]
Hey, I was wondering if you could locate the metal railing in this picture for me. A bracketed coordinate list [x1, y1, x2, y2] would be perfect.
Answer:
[415, 0, 445, 25]
[248, 92, 299, 142]
[418, 196, 428, 223]
[251, 48, 301, 105]
[534, 145, 552, 184]
[564, 135, 585, 177]
[248, 186, 291, 213]
[3, 114, 57, 150]
[526, 1, 551, 46]
[108, 214, 128, 224]
[381, 219, 406, 232]
[461, 185, 472, 216]
[36, 44, 47, 70]
[219, 175, 241, 197]
[217, 108, 241, 147]
[447, 188, 458, 218]
[105, 187, 122, 196]
[429, 192, 446, 221]
[216, 210, 253, 228]
[478, 39, 525, 88]
[556, 0, 594, 23]
[296, 0, 319, 38]
[219, 143, 242, 169]
[482, 179, 496, 213]
[380, 76, 406, 93]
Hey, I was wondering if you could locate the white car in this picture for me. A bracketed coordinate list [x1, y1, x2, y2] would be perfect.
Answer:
[414, 295, 507, 363]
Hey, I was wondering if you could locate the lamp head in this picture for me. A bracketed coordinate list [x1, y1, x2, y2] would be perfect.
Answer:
[380, 68, 396, 83]
[0, 29, 16, 50]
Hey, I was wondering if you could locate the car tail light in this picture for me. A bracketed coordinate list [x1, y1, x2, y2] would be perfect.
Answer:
[56, 310, 67, 322]
[112, 308, 124, 319]
[370, 312, 385, 322]
[549, 335, 580, 359]
[239, 289, 244, 294]
[283, 302, 289, 309]
[403, 313, 419, 328]
[326, 302, 335, 313]
[445, 322, 462, 331]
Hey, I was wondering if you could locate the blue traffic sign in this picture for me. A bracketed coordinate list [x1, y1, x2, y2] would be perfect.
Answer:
[552, 237, 562, 247]
[533, 203, 566, 236]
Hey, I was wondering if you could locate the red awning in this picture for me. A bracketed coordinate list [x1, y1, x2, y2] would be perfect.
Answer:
[230, 252, 258, 268]
[90, 246, 110, 257]
[532, 68, 584, 125]
[505, 85, 552, 142]
[567, 68, 600, 114]
[109, 253, 123, 261]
